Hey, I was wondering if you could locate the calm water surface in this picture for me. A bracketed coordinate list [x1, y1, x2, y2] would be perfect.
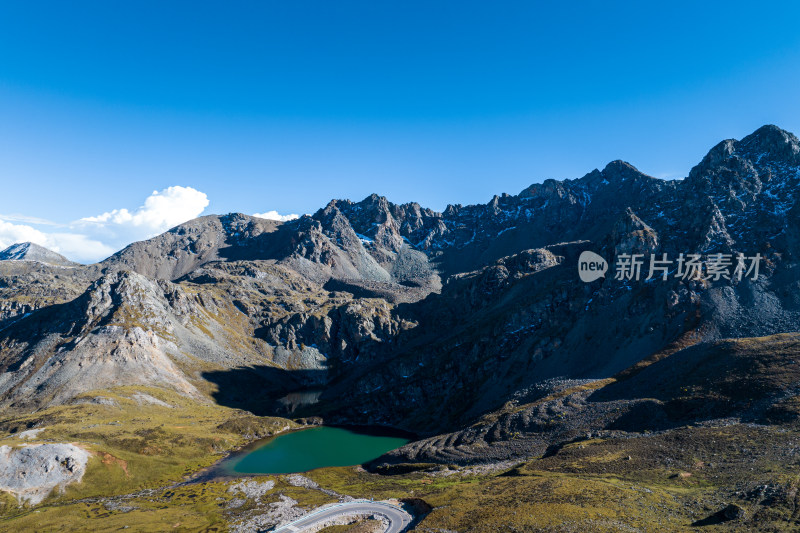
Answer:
[224, 426, 411, 474]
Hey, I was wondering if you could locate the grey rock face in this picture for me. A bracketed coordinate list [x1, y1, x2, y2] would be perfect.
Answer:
[0, 270, 207, 411]
[0, 443, 90, 505]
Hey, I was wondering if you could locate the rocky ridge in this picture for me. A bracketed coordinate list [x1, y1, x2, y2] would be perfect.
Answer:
[1, 125, 799, 465]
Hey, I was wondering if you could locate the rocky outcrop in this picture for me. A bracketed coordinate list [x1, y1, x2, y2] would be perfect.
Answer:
[0, 261, 92, 327]
[611, 208, 659, 257]
[0, 443, 90, 505]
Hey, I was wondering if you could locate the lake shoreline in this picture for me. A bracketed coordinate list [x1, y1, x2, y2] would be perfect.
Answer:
[186, 424, 414, 483]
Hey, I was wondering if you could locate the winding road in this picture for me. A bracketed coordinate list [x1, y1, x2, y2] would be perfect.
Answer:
[271, 500, 413, 532]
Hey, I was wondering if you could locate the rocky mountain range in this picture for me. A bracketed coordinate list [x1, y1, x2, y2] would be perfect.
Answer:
[1, 124, 800, 468]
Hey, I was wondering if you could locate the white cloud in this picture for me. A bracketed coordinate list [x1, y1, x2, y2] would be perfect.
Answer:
[252, 210, 300, 222]
[0, 186, 210, 264]
[47, 233, 116, 263]
[0, 213, 57, 225]
[73, 186, 209, 259]
[79, 186, 209, 232]
[0, 219, 50, 250]
[0, 221, 115, 264]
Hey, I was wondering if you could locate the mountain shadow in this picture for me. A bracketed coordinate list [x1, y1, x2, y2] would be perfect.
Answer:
[202, 365, 328, 417]
[589, 333, 800, 432]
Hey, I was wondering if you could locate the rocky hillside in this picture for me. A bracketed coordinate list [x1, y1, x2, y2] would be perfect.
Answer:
[374, 332, 800, 468]
[1, 125, 799, 461]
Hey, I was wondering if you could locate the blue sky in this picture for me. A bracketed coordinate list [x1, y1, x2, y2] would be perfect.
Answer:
[2, 1, 800, 262]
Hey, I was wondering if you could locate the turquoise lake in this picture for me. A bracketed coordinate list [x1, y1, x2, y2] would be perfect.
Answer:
[223, 426, 411, 474]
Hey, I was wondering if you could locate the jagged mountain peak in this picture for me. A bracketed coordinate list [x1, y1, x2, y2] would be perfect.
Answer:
[737, 124, 800, 162]
[0, 242, 74, 266]
[742, 123, 798, 145]
[520, 160, 653, 200]
[685, 125, 800, 206]
[323, 193, 430, 221]
[518, 178, 570, 199]
[691, 124, 800, 180]
[319, 197, 351, 214]
[574, 160, 658, 192]
[353, 193, 395, 221]
[601, 159, 647, 179]
[693, 138, 736, 172]
[361, 192, 390, 205]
